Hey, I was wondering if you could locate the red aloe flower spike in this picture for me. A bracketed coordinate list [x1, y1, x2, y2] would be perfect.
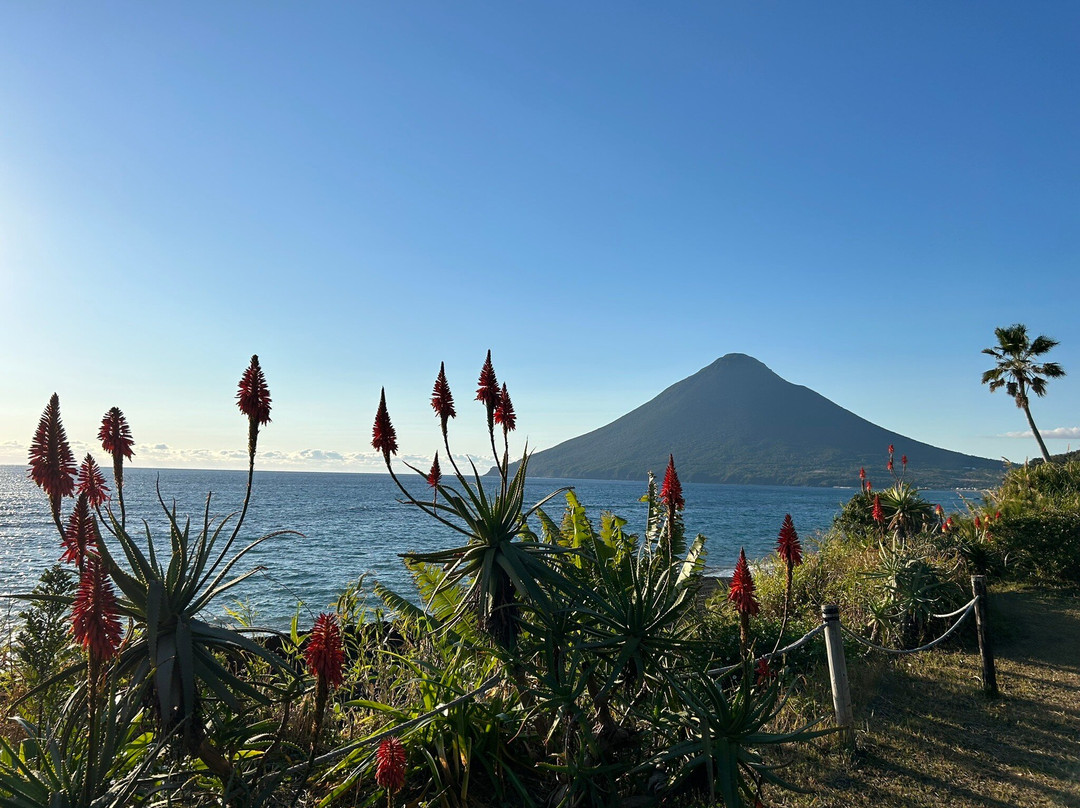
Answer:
[76, 454, 110, 508]
[859, 467, 866, 480]
[99, 406, 135, 490]
[888, 444, 894, 456]
[375, 736, 407, 795]
[431, 362, 457, 435]
[71, 557, 122, 664]
[776, 514, 802, 568]
[660, 454, 685, 512]
[305, 613, 345, 690]
[476, 350, 499, 408]
[98, 407, 135, 461]
[944, 517, 954, 531]
[372, 389, 398, 463]
[872, 494, 884, 524]
[99, 406, 135, 525]
[28, 393, 77, 525]
[61, 493, 99, 569]
[237, 355, 272, 466]
[887, 458, 894, 472]
[901, 454, 907, 469]
[995, 511, 1002, 520]
[728, 549, 760, 617]
[494, 383, 516, 432]
[427, 454, 441, 489]
[935, 504, 944, 515]
[974, 516, 982, 530]
[237, 354, 272, 426]
[755, 657, 775, 687]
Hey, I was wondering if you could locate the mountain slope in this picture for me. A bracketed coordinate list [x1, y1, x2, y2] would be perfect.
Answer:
[518, 354, 1003, 488]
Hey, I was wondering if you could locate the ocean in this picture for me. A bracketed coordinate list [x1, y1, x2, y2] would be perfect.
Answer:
[0, 465, 975, 629]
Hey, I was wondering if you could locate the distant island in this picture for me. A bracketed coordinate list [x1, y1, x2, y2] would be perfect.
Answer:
[504, 354, 1005, 488]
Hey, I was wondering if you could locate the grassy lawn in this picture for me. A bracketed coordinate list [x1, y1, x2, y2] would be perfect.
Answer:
[774, 587, 1080, 808]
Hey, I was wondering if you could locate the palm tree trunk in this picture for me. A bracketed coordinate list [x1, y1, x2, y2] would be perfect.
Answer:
[1023, 403, 1053, 463]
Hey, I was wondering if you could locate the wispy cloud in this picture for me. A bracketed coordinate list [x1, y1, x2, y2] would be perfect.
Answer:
[0, 439, 478, 474]
[1001, 426, 1080, 440]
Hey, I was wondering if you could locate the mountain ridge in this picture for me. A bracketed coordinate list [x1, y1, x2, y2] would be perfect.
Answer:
[507, 354, 1004, 488]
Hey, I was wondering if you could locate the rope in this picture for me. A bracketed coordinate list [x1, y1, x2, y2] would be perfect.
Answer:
[282, 673, 504, 776]
[840, 598, 978, 655]
[932, 596, 979, 620]
[708, 624, 826, 677]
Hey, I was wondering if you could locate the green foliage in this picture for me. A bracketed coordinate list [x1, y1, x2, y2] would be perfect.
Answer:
[93, 497, 299, 759]
[833, 484, 934, 539]
[862, 539, 963, 648]
[11, 565, 77, 729]
[989, 511, 1080, 583]
[401, 454, 572, 651]
[648, 666, 833, 806]
[981, 323, 1066, 463]
[984, 460, 1080, 584]
[0, 681, 165, 808]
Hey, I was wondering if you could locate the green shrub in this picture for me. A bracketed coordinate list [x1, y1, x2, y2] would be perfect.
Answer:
[11, 564, 77, 729]
[991, 510, 1080, 584]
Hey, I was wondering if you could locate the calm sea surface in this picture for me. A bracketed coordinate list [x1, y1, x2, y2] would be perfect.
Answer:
[0, 465, 976, 629]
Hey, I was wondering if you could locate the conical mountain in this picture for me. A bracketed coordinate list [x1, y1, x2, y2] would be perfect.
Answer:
[520, 354, 1003, 488]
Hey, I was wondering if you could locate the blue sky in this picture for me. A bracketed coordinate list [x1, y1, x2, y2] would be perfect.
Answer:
[1, 3, 1077, 475]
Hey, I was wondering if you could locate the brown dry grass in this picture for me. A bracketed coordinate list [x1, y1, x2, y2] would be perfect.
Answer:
[772, 587, 1080, 808]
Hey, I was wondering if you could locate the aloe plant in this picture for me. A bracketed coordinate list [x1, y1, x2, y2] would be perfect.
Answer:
[646, 665, 832, 807]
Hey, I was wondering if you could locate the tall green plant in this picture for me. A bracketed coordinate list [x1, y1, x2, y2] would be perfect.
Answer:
[16, 356, 300, 796]
[371, 356, 572, 651]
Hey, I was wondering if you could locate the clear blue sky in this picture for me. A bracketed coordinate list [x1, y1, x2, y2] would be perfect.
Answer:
[1, 3, 1077, 475]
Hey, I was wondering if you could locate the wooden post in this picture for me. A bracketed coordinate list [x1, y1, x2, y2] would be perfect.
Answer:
[971, 575, 999, 698]
[821, 603, 854, 744]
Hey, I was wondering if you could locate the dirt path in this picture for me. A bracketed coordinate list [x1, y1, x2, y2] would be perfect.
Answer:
[777, 588, 1080, 808]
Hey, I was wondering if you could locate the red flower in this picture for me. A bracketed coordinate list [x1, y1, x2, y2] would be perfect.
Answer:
[28, 394, 77, 513]
[660, 454, 685, 512]
[71, 558, 122, 664]
[935, 504, 944, 515]
[974, 516, 982, 530]
[776, 514, 802, 567]
[901, 455, 907, 468]
[887, 458, 894, 472]
[728, 549, 760, 617]
[755, 657, 775, 687]
[98, 407, 135, 461]
[864, 479, 872, 492]
[494, 383, 516, 432]
[61, 494, 98, 568]
[375, 736, 407, 794]
[431, 362, 456, 433]
[888, 444, 894, 456]
[237, 354, 272, 426]
[427, 454, 441, 488]
[476, 350, 499, 408]
[872, 495, 884, 524]
[305, 613, 345, 690]
[859, 467, 866, 480]
[995, 511, 1002, 520]
[944, 517, 954, 532]
[372, 389, 398, 461]
[76, 454, 110, 508]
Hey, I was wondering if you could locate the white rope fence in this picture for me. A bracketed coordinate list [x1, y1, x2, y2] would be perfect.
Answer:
[839, 596, 979, 655]
[709, 623, 826, 677]
[821, 576, 999, 744]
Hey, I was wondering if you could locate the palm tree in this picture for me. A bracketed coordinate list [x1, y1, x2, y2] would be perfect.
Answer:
[982, 324, 1066, 463]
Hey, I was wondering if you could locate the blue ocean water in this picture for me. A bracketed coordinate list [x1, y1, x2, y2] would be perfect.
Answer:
[0, 465, 976, 629]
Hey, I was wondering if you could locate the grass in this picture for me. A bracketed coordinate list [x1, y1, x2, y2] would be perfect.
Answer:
[772, 585, 1080, 808]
